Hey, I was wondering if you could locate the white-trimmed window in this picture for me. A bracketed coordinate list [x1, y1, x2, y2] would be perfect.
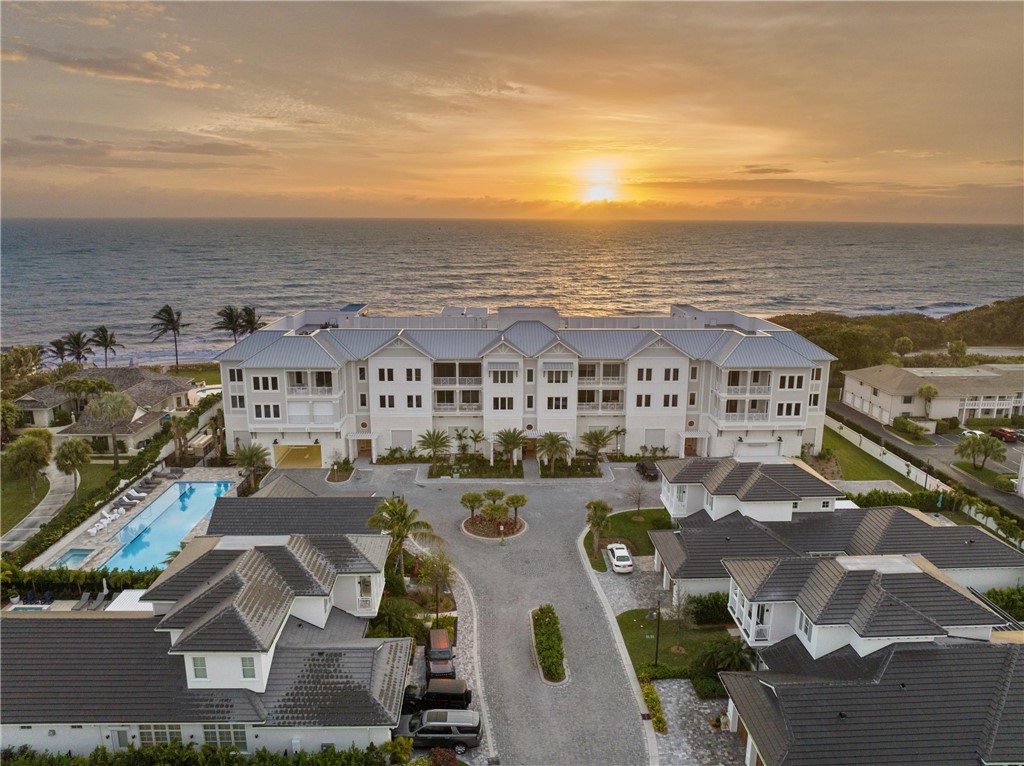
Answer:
[637, 368, 652, 381]
[491, 370, 515, 384]
[378, 368, 394, 382]
[241, 657, 256, 679]
[314, 371, 333, 388]
[379, 395, 395, 409]
[526, 368, 534, 383]
[810, 394, 820, 407]
[406, 368, 422, 382]
[663, 394, 678, 407]
[546, 370, 569, 384]
[139, 724, 182, 745]
[192, 656, 207, 679]
[407, 395, 422, 408]
[252, 376, 278, 391]
[821, 500, 831, 509]
[812, 368, 822, 381]
[688, 392, 696, 406]
[253, 404, 280, 419]
[228, 368, 243, 383]
[690, 366, 698, 380]
[203, 723, 247, 749]
[776, 402, 801, 417]
[230, 395, 245, 410]
[358, 367, 366, 381]
[636, 394, 651, 408]
[526, 395, 534, 410]
[664, 368, 679, 381]
[359, 393, 367, 408]
[493, 397, 514, 410]
[547, 396, 568, 410]
[798, 609, 814, 640]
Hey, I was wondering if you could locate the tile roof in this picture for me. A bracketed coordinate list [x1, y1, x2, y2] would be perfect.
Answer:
[59, 407, 163, 437]
[254, 474, 318, 498]
[15, 383, 70, 409]
[15, 368, 192, 411]
[0, 616, 264, 725]
[722, 642, 1024, 766]
[238, 334, 341, 370]
[206, 497, 381, 536]
[215, 330, 288, 362]
[144, 544, 246, 603]
[658, 457, 843, 501]
[845, 363, 1024, 397]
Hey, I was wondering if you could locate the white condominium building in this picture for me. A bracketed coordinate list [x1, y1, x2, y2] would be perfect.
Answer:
[217, 303, 835, 468]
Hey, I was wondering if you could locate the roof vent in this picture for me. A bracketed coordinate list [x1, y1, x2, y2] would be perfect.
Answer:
[966, 539, 975, 545]
[899, 682, 906, 689]
[837, 712, 847, 719]
[725, 536, 731, 542]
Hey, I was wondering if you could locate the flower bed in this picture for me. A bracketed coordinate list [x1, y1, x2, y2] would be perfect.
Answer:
[463, 515, 524, 538]
[531, 604, 566, 682]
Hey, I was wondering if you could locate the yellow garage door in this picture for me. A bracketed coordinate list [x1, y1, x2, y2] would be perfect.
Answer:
[273, 444, 323, 469]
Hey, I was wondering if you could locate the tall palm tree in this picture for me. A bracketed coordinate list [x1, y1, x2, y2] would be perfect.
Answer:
[149, 304, 190, 370]
[416, 428, 452, 469]
[580, 428, 613, 475]
[460, 491, 483, 520]
[368, 496, 442, 579]
[537, 432, 572, 476]
[89, 326, 124, 368]
[495, 427, 526, 477]
[169, 417, 191, 466]
[5, 433, 51, 499]
[586, 499, 613, 556]
[469, 429, 486, 455]
[64, 331, 94, 364]
[419, 548, 452, 625]
[609, 426, 627, 455]
[54, 438, 92, 499]
[954, 434, 983, 469]
[505, 493, 528, 525]
[231, 442, 271, 489]
[213, 306, 244, 343]
[240, 306, 267, 335]
[916, 384, 939, 418]
[47, 338, 68, 366]
[453, 427, 469, 456]
[85, 391, 135, 470]
[976, 434, 1007, 470]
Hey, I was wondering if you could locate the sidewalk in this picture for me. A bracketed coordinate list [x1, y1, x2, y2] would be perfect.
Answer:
[1, 462, 76, 553]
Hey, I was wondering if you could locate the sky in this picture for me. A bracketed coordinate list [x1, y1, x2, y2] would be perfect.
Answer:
[2, 2, 1022, 223]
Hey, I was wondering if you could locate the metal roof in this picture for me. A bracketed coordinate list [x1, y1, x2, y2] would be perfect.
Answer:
[239, 334, 340, 370]
[716, 335, 817, 369]
[401, 329, 501, 360]
[322, 329, 400, 360]
[765, 331, 837, 362]
[542, 361, 576, 370]
[216, 330, 288, 362]
[557, 329, 653, 359]
[657, 330, 735, 359]
[487, 361, 520, 370]
[499, 321, 559, 357]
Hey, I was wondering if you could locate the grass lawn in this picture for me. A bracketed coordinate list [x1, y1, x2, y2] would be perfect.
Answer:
[883, 424, 935, 447]
[827, 386, 842, 402]
[952, 461, 1015, 488]
[822, 428, 920, 493]
[0, 460, 50, 535]
[617, 609, 729, 671]
[146, 361, 221, 386]
[584, 507, 672, 571]
[69, 463, 116, 503]
[938, 509, 978, 526]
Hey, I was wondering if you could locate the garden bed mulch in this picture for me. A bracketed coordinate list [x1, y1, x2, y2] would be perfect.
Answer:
[463, 516, 524, 538]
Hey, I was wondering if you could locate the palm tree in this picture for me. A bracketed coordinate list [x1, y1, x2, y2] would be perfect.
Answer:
[453, 427, 469, 456]
[231, 442, 270, 489]
[213, 306, 244, 343]
[1, 398, 22, 435]
[85, 391, 135, 470]
[371, 596, 421, 638]
[89, 326, 124, 368]
[469, 429, 486, 455]
[586, 499, 613, 556]
[482, 500, 509, 534]
[580, 428, 613, 475]
[537, 432, 572, 476]
[916, 384, 939, 418]
[169, 417, 191, 466]
[54, 438, 92, 499]
[5, 433, 52, 498]
[609, 426, 627, 455]
[505, 493, 528, 525]
[894, 336, 913, 358]
[64, 331, 94, 364]
[149, 304, 190, 370]
[495, 427, 525, 476]
[419, 548, 452, 626]
[954, 434, 985, 469]
[976, 434, 1007, 470]
[416, 428, 452, 469]
[47, 338, 68, 366]
[57, 377, 114, 417]
[483, 488, 506, 505]
[460, 491, 483, 520]
[368, 496, 442, 579]
[240, 306, 267, 335]
[694, 637, 756, 676]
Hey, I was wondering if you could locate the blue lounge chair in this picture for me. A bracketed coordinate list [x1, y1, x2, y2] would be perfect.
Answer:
[71, 593, 91, 611]
[41, 591, 54, 605]
[23, 590, 37, 605]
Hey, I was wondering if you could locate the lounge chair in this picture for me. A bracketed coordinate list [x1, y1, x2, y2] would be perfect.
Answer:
[119, 496, 141, 506]
[41, 591, 54, 605]
[168, 467, 184, 477]
[24, 590, 37, 605]
[87, 592, 107, 611]
[97, 518, 111, 529]
[126, 488, 147, 499]
[71, 592, 92, 611]
[152, 471, 173, 479]
[102, 509, 118, 521]
[88, 526, 100, 536]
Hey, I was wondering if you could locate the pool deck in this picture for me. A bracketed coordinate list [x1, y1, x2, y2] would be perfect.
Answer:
[27, 468, 239, 571]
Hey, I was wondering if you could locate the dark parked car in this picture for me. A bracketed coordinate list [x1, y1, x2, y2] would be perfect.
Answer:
[394, 709, 482, 755]
[402, 679, 473, 715]
[426, 628, 456, 681]
[636, 461, 659, 481]
[988, 427, 1019, 442]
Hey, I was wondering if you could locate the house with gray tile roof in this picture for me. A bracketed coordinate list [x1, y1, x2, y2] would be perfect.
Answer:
[721, 641, 1024, 766]
[217, 303, 834, 468]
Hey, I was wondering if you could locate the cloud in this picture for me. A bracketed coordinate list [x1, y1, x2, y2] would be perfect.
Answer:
[2, 42, 219, 89]
[2, 136, 271, 170]
[979, 159, 1023, 167]
[741, 165, 793, 175]
[629, 177, 845, 194]
[142, 140, 270, 156]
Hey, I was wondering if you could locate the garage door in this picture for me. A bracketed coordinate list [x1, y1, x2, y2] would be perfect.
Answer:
[734, 441, 783, 458]
[391, 429, 413, 449]
[273, 444, 323, 468]
[645, 428, 666, 448]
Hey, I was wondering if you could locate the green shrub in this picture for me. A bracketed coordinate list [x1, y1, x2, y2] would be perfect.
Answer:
[385, 568, 407, 597]
[965, 417, 1017, 428]
[50, 410, 73, 427]
[985, 586, 1024, 619]
[946, 416, 960, 429]
[0, 742, 396, 765]
[637, 663, 691, 680]
[685, 592, 730, 625]
[640, 678, 668, 734]
[994, 476, 1015, 492]
[532, 604, 565, 682]
[935, 420, 950, 435]
[892, 416, 925, 437]
[816, 446, 834, 461]
[691, 676, 728, 699]
[89, 436, 108, 453]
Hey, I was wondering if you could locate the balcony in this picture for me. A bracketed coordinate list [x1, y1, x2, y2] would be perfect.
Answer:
[722, 412, 770, 422]
[313, 414, 334, 424]
[602, 401, 624, 411]
[460, 403, 482, 412]
[312, 386, 333, 396]
[602, 376, 625, 385]
[433, 377, 483, 386]
[357, 596, 372, 610]
[578, 376, 599, 386]
[288, 386, 309, 396]
[435, 402, 457, 412]
[288, 415, 311, 424]
[434, 377, 457, 386]
[578, 402, 599, 411]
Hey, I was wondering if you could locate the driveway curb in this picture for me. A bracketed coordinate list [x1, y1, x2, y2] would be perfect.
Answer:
[576, 526, 659, 766]
[413, 463, 617, 486]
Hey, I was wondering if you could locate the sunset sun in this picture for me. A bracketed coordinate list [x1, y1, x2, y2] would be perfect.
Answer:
[578, 160, 622, 202]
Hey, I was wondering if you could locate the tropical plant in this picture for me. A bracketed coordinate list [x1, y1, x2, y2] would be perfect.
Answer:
[954, 434, 983, 468]
[579, 427, 613, 474]
[57, 376, 114, 417]
[54, 438, 92, 499]
[368, 496, 442, 579]
[693, 636, 756, 676]
[163, 543, 186, 566]
[453, 427, 469, 456]
[1, 397, 22, 434]
[149, 303, 190, 370]
[469, 428, 486, 454]
[21, 427, 55, 455]
[609, 425, 627, 454]
[483, 487, 506, 505]
[976, 434, 1008, 470]
[240, 306, 267, 335]
[916, 384, 939, 418]
[948, 339, 968, 359]
[537, 431, 572, 476]
[1, 346, 43, 390]
[231, 441, 270, 488]
[494, 427, 525, 476]
[5, 433, 51, 498]
[370, 596, 422, 638]
[85, 391, 135, 470]
[460, 491, 483, 520]
[482, 500, 509, 534]
[894, 336, 913, 358]
[46, 338, 68, 366]
[169, 417, 191, 466]
[419, 548, 452, 625]
[213, 305, 244, 343]
[416, 428, 452, 469]
[89, 325, 124, 368]
[586, 498, 612, 555]
[63, 331, 94, 364]
[505, 493, 528, 525]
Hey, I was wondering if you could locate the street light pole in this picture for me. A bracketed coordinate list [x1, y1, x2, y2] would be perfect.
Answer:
[647, 598, 662, 666]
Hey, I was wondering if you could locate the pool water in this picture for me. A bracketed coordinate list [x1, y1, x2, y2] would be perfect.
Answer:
[50, 548, 94, 569]
[102, 481, 232, 571]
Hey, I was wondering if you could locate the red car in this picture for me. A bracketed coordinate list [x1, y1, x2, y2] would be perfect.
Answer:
[988, 427, 1019, 442]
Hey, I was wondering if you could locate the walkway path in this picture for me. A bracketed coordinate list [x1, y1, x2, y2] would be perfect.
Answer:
[0, 462, 76, 553]
[522, 458, 541, 480]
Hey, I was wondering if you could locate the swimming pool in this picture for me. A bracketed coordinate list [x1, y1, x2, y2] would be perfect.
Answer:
[50, 548, 94, 569]
[102, 481, 232, 571]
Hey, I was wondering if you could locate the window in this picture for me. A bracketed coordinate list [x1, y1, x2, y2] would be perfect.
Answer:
[726, 400, 739, 414]
[252, 376, 278, 391]
[493, 397, 514, 410]
[291, 371, 307, 386]
[776, 402, 801, 417]
[752, 370, 769, 384]
[241, 657, 256, 679]
[407, 395, 422, 408]
[872, 388, 879, 396]
[359, 393, 367, 408]
[603, 363, 622, 379]
[637, 368, 652, 381]
[139, 725, 182, 746]
[358, 367, 366, 381]
[546, 370, 569, 384]
[526, 368, 534, 383]
[579, 363, 597, 378]
[664, 368, 680, 382]
[203, 724, 247, 749]
[253, 404, 280, 419]
[663, 394, 678, 407]
[406, 368, 421, 382]
[812, 368, 822, 381]
[798, 609, 814, 640]
[492, 370, 515, 384]
[821, 500, 830, 509]
[461, 390, 480, 406]
[728, 371, 742, 386]
[526, 395, 534, 410]
[688, 392, 696, 406]
[902, 395, 913, 404]
[379, 395, 395, 408]
[192, 656, 207, 679]
[314, 370, 333, 388]
[690, 366, 698, 380]
[636, 394, 651, 408]
[359, 576, 372, 598]
[378, 368, 394, 382]
[228, 368, 243, 383]
[230, 395, 245, 410]
[436, 391, 455, 406]
[547, 396, 568, 410]
[792, 501, 799, 509]
[810, 394, 820, 407]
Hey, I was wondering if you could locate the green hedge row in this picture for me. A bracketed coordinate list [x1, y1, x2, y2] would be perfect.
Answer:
[638, 676, 668, 734]
[532, 603, 565, 682]
[691, 676, 728, 699]
[1, 560, 162, 600]
[2, 395, 222, 569]
[985, 586, 1024, 620]
[965, 416, 1024, 429]
[685, 592, 730, 626]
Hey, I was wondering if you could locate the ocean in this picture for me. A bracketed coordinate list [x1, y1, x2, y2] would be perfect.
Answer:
[1, 218, 1021, 365]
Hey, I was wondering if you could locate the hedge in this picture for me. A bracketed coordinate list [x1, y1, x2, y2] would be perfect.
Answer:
[965, 415, 1024, 429]
[985, 586, 1024, 620]
[532, 604, 565, 682]
[638, 675, 668, 734]
[685, 592, 730, 625]
[2, 395, 222, 569]
[1, 560, 162, 601]
[691, 676, 728, 699]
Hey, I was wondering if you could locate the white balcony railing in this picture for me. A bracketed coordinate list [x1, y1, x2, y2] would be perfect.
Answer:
[433, 377, 482, 386]
[287, 386, 309, 395]
[435, 403, 457, 412]
[288, 416, 311, 424]
[357, 596, 372, 610]
[602, 376, 625, 385]
[578, 402, 599, 411]
[312, 386, 333, 396]
[602, 402, 624, 411]
[460, 403, 482, 412]
[460, 377, 482, 386]
[578, 376, 599, 386]
[750, 385, 771, 395]
[753, 624, 770, 642]
[313, 414, 334, 424]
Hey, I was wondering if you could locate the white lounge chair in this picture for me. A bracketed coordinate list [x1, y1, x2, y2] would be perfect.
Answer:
[126, 488, 147, 499]
[88, 526, 99, 536]
[97, 518, 111, 529]
[119, 496, 141, 506]
[102, 509, 118, 521]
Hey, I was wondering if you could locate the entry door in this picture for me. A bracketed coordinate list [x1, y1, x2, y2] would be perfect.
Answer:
[112, 729, 131, 750]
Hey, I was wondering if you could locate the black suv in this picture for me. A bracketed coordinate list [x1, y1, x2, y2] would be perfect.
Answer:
[402, 679, 473, 714]
[636, 461, 658, 481]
